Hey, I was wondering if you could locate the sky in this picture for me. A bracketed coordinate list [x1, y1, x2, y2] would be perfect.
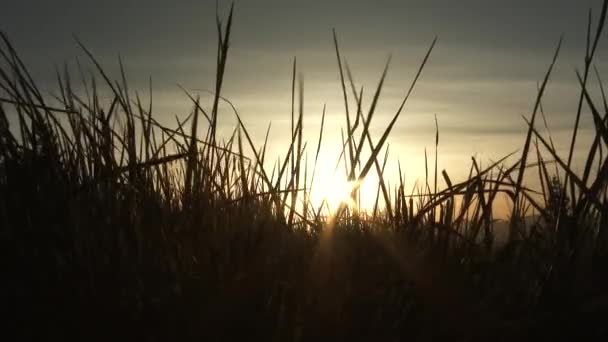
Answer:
[1, 0, 607, 210]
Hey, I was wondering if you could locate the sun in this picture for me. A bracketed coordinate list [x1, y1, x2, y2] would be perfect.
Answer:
[309, 170, 357, 212]
[305, 143, 383, 214]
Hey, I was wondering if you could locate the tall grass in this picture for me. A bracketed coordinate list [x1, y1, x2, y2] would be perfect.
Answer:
[1, 2, 608, 341]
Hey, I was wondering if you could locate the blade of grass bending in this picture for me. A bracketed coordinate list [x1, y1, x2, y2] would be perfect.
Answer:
[342, 62, 365, 146]
[280, 114, 303, 205]
[536, 81, 558, 166]
[77, 152, 189, 193]
[337, 67, 364, 175]
[309, 104, 326, 202]
[344, 61, 361, 131]
[75, 38, 133, 123]
[424, 148, 430, 198]
[275, 107, 302, 193]
[581, 65, 608, 190]
[351, 55, 391, 180]
[511, 36, 562, 240]
[153, 89, 249, 159]
[357, 38, 437, 184]
[563, 1, 608, 218]
[577, 70, 608, 191]
[522, 116, 604, 211]
[343, 66, 394, 221]
[574, 69, 608, 213]
[535, 79, 563, 190]
[341, 128, 348, 177]
[259, 122, 272, 178]
[217, 94, 286, 217]
[471, 158, 493, 240]
[290, 57, 296, 186]
[177, 85, 212, 124]
[434, 114, 439, 198]
[209, 3, 233, 149]
[503, 172, 551, 222]
[415, 151, 517, 221]
[594, 64, 608, 114]
[184, 95, 201, 202]
[333, 29, 355, 175]
[0, 32, 47, 105]
[513, 36, 562, 203]
[373, 144, 390, 219]
[535, 139, 548, 205]
[288, 75, 305, 227]
[238, 126, 250, 198]
[398, 158, 408, 224]
[303, 150, 309, 220]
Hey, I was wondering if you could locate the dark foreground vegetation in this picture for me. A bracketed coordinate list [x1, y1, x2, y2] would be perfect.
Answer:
[2, 2, 608, 341]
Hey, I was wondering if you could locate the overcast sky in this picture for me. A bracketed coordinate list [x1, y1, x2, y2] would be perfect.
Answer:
[1, 0, 606, 190]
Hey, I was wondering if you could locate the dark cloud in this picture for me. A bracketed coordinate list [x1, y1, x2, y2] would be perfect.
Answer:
[1, 0, 602, 62]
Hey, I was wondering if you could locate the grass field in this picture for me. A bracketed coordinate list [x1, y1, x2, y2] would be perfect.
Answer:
[1, 2, 608, 341]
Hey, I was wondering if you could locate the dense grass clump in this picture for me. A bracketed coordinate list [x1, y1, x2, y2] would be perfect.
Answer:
[2, 3, 608, 341]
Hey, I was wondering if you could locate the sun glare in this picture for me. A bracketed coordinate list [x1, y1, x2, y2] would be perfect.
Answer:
[306, 148, 384, 214]
[309, 171, 357, 213]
